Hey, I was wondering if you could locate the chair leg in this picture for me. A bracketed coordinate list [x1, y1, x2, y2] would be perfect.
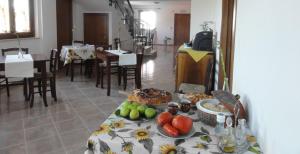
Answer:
[29, 79, 34, 108]
[118, 67, 122, 86]
[5, 78, 9, 97]
[80, 60, 83, 75]
[89, 60, 93, 78]
[123, 68, 127, 90]
[23, 78, 27, 97]
[71, 60, 74, 82]
[38, 81, 42, 96]
[96, 60, 99, 87]
[51, 78, 57, 101]
[100, 66, 104, 89]
[65, 64, 69, 76]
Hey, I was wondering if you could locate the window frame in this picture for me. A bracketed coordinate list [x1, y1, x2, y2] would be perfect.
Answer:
[0, 0, 35, 40]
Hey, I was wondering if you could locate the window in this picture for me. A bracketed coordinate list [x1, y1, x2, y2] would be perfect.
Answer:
[140, 11, 156, 30]
[0, 0, 34, 39]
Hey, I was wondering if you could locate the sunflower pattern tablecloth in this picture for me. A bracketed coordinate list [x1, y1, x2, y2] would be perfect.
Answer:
[85, 104, 262, 154]
[60, 45, 95, 65]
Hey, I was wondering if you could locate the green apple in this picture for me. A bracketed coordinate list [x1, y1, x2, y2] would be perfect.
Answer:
[132, 102, 140, 106]
[128, 104, 138, 110]
[120, 107, 130, 117]
[137, 105, 147, 115]
[145, 108, 156, 119]
[122, 101, 131, 108]
[129, 109, 140, 120]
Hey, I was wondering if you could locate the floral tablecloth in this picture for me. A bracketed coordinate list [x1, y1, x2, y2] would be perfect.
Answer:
[86, 103, 262, 154]
[60, 45, 95, 65]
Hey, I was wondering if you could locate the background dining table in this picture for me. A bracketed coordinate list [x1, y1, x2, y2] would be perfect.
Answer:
[0, 54, 49, 106]
[95, 50, 142, 96]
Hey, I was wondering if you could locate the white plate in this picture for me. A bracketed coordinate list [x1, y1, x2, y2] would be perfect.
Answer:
[196, 99, 232, 116]
[157, 125, 195, 139]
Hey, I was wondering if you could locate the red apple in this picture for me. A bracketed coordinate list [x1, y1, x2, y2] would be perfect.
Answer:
[172, 115, 193, 135]
[157, 112, 173, 126]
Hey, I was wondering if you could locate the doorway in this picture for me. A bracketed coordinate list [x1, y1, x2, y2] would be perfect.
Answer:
[174, 14, 190, 46]
[84, 13, 109, 46]
[218, 0, 237, 90]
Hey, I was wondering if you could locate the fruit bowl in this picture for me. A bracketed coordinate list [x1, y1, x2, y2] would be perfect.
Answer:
[157, 125, 195, 139]
[114, 101, 162, 123]
[115, 108, 159, 122]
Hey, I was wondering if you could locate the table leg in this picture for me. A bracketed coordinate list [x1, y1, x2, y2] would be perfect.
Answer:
[71, 60, 74, 82]
[24, 78, 29, 101]
[107, 57, 111, 96]
[41, 62, 48, 107]
[136, 67, 142, 89]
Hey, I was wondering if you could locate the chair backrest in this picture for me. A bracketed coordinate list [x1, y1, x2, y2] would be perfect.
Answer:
[49, 49, 60, 76]
[114, 38, 121, 49]
[73, 40, 84, 44]
[95, 44, 112, 51]
[204, 58, 214, 94]
[1, 48, 29, 56]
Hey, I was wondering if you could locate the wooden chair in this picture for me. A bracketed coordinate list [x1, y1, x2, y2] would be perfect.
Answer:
[1, 48, 29, 97]
[28, 49, 59, 107]
[121, 47, 144, 90]
[66, 40, 84, 81]
[95, 45, 123, 88]
[0, 76, 9, 96]
[204, 58, 214, 94]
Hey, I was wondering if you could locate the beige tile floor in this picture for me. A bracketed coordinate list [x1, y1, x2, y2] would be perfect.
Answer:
[0, 46, 177, 154]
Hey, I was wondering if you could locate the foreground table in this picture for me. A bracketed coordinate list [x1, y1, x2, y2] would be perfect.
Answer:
[0, 54, 49, 106]
[86, 104, 262, 154]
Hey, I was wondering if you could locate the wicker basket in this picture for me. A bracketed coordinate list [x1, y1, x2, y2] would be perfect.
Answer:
[196, 99, 233, 127]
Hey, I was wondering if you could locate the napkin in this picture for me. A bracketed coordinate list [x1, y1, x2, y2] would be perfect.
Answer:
[5, 54, 34, 77]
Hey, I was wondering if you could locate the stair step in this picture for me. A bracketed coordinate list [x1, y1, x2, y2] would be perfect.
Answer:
[144, 49, 157, 57]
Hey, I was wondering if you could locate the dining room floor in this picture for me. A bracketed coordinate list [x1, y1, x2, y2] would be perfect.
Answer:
[0, 45, 177, 154]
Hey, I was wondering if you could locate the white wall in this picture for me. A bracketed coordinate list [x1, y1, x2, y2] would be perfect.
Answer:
[190, 0, 222, 88]
[0, 0, 57, 54]
[190, 0, 218, 40]
[133, 1, 191, 45]
[73, 0, 133, 50]
[233, 0, 300, 153]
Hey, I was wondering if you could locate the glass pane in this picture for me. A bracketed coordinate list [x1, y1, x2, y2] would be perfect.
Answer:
[0, 0, 10, 33]
[14, 0, 30, 33]
[140, 11, 156, 30]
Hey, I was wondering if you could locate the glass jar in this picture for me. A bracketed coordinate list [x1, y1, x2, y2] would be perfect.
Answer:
[179, 99, 191, 113]
[215, 113, 225, 136]
[219, 117, 236, 153]
[235, 119, 247, 146]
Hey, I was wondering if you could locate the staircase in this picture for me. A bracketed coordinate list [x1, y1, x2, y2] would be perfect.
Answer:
[107, 0, 157, 57]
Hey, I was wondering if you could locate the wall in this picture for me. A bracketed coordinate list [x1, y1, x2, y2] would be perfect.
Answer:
[233, 0, 300, 153]
[190, 0, 217, 40]
[133, 1, 191, 45]
[189, 0, 221, 88]
[73, 0, 133, 50]
[0, 0, 57, 54]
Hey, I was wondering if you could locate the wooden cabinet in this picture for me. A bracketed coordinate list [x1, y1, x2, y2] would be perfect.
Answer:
[175, 51, 215, 92]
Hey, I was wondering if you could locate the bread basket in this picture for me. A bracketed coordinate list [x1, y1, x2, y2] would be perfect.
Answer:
[196, 99, 233, 126]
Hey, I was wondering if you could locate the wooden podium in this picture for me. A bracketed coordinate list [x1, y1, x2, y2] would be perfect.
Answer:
[175, 48, 215, 92]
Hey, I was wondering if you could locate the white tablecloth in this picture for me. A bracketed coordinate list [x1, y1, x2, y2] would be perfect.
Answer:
[5, 54, 33, 78]
[106, 50, 137, 66]
[61, 45, 95, 65]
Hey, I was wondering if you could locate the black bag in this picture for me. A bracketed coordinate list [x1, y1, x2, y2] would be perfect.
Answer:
[192, 31, 213, 51]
